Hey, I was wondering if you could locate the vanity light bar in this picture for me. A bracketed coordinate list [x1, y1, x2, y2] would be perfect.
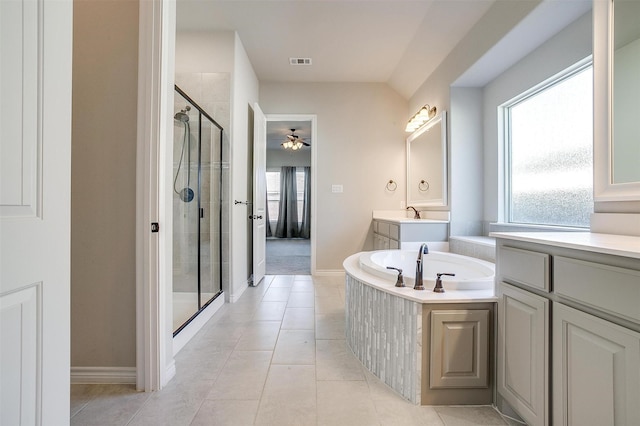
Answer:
[405, 104, 437, 132]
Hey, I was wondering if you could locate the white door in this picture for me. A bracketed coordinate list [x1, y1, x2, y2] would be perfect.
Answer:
[252, 103, 267, 285]
[0, 0, 73, 424]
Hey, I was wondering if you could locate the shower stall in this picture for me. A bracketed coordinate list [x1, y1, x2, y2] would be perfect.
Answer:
[172, 85, 224, 335]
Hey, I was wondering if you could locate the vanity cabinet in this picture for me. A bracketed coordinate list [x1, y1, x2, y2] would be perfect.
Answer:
[494, 234, 640, 426]
[372, 218, 448, 250]
[497, 282, 549, 426]
[372, 220, 400, 249]
[552, 303, 640, 426]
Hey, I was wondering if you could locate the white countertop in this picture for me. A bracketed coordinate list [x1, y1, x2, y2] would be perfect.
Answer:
[490, 232, 640, 260]
[343, 253, 497, 304]
[372, 210, 450, 224]
[373, 217, 449, 224]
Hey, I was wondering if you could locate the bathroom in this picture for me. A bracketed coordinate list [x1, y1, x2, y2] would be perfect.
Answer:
[7, 0, 638, 423]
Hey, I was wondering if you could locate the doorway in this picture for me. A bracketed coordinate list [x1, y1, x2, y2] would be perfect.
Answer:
[263, 117, 316, 275]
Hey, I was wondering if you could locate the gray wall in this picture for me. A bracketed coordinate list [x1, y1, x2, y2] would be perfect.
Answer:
[71, 0, 139, 367]
[260, 82, 408, 272]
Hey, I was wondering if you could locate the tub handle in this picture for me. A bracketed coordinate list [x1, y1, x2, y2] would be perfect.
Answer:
[386, 267, 405, 287]
[433, 273, 455, 293]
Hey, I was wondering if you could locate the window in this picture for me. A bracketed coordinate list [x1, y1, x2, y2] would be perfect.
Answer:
[504, 62, 593, 228]
[266, 169, 305, 222]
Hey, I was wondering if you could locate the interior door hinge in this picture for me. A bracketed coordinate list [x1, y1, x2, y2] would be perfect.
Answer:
[151, 222, 160, 233]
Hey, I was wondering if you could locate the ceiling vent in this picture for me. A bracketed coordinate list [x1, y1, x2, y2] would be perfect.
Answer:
[289, 57, 312, 66]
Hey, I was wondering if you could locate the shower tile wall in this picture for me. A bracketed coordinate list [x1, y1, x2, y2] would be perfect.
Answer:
[174, 73, 230, 298]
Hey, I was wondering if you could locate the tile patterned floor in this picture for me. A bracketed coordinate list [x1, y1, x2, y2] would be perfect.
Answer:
[71, 274, 514, 426]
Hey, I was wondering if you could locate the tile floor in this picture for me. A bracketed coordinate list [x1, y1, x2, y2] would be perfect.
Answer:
[71, 275, 516, 426]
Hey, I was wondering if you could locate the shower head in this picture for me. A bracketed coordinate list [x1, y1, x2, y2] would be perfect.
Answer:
[174, 106, 191, 123]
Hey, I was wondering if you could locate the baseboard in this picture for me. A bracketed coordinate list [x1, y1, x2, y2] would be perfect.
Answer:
[313, 269, 345, 277]
[71, 366, 137, 384]
[229, 280, 249, 303]
[162, 360, 176, 388]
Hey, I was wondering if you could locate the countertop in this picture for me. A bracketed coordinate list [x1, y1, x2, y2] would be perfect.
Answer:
[373, 217, 450, 224]
[343, 253, 497, 304]
[372, 210, 450, 224]
[490, 231, 640, 260]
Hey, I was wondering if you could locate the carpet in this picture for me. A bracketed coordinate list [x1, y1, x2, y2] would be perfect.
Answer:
[266, 238, 311, 275]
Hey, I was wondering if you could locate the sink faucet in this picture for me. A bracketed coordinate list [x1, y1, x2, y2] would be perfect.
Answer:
[414, 243, 429, 290]
[406, 206, 420, 219]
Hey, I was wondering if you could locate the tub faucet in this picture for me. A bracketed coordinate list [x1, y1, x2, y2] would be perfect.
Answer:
[414, 243, 429, 290]
[406, 206, 420, 219]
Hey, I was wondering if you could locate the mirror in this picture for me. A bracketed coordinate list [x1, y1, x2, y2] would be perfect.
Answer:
[594, 0, 640, 201]
[612, 0, 640, 184]
[406, 111, 447, 207]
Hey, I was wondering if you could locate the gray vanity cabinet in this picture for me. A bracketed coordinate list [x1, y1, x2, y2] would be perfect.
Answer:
[372, 219, 448, 250]
[372, 220, 399, 249]
[495, 236, 640, 426]
[552, 303, 640, 426]
[497, 282, 549, 426]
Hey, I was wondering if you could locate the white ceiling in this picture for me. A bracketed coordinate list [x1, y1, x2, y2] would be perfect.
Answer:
[176, 0, 495, 99]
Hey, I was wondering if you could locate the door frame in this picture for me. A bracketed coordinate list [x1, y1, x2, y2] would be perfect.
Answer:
[265, 114, 318, 275]
[135, 0, 176, 391]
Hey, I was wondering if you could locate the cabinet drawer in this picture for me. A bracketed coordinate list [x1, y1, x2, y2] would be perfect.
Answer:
[498, 246, 550, 292]
[554, 256, 640, 323]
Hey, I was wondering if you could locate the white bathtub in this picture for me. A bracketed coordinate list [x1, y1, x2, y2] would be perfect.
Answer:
[358, 250, 494, 290]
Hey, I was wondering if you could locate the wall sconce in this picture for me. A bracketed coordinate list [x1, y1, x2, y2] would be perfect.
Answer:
[405, 104, 437, 132]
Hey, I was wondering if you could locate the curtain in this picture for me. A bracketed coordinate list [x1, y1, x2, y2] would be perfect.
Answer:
[299, 166, 311, 239]
[275, 166, 299, 238]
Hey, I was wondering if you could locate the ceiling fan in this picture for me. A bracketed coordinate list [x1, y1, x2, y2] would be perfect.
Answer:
[281, 129, 310, 150]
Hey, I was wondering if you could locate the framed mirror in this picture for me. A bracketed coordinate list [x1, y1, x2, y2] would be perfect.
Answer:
[406, 111, 448, 207]
[593, 0, 640, 201]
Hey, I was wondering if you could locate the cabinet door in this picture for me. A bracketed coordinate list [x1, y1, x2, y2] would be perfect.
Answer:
[373, 233, 390, 250]
[430, 310, 490, 389]
[497, 282, 549, 426]
[553, 303, 640, 426]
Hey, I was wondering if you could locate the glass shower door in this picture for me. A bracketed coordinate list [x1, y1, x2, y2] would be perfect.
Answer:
[172, 93, 200, 332]
[198, 116, 222, 307]
[172, 86, 223, 335]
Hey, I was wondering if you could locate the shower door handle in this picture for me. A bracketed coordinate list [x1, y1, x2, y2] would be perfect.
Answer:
[200, 208, 204, 218]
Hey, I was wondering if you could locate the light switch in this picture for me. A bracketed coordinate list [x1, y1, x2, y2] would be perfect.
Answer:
[331, 184, 343, 193]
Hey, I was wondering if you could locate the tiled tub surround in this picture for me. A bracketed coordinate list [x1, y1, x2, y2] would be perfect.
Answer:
[343, 253, 497, 405]
[345, 275, 422, 403]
